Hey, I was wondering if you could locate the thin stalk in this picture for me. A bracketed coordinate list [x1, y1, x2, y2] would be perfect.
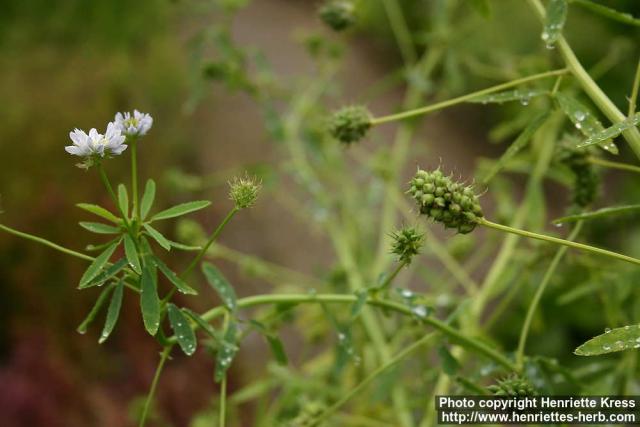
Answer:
[98, 163, 131, 230]
[312, 332, 438, 426]
[219, 311, 230, 427]
[139, 345, 173, 427]
[478, 218, 640, 266]
[370, 68, 568, 125]
[381, 0, 417, 65]
[187, 293, 515, 371]
[377, 262, 406, 292]
[587, 156, 640, 174]
[629, 58, 640, 118]
[526, 0, 640, 160]
[130, 138, 141, 222]
[0, 223, 94, 261]
[515, 221, 584, 371]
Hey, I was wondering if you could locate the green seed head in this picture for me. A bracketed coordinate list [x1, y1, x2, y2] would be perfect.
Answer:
[319, 0, 356, 32]
[229, 175, 261, 209]
[390, 226, 424, 265]
[558, 148, 599, 208]
[408, 168, 483, 234]
[487, 374, 538, 397]
[328, 105, 372, 145]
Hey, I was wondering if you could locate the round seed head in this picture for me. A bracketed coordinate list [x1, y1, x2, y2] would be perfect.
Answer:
[319, 0, 356, 31]
[229, 175, 261, 209]
[390, 226, 424, 265]
[487, 374, 537, 397]
[328, 105, 372, 145]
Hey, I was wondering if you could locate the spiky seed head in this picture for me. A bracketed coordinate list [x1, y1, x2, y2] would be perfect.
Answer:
[390, 226, 424, 265]
[487, 374, 538, 397]
[558, 148, 599, 208]
[328, 105, 372, 145]
[319, 0, 356, 31]
[229, 175, 261, 209]
[408, 168, 483, 234]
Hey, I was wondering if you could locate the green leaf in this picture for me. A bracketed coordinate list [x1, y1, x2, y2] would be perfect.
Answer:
[553, 204, 640, 224]
[99, 279, 124, 344]
[140, 179, 156, 220]
[577, 112, 640, 149]
[469, 89, 548, 105]
[183, 308, 222, 342]
[482, 111, 549, 184]
[143, 224, 171, 251]
[571, 0, 640, 27]
[168, 240, 202, 251]
[167, 304, 197, 356]
[249, 320, 288, 366]
[555, 92, 618, 154]
[542, 0, 567, 47]
[118, 184, 129, 218]
[80, 258, 128, 289]
[76, 203, 120, 223]
[150, 200, 211, 222]
[202, 262, 237, 311]
[574, 325, 640, 356]
[152, 255, 198, 295]
[215, 321, 239, 382]
[438, 345, 461, 375]
[77, 283, 115, 334]
[140, 263, 160, 336]
[123, 234, 142, 274]
[79, 221, 121, 234]
[79, 240, 120, 288]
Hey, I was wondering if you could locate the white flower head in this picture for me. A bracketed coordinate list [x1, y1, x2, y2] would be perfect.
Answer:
[114, 109, 153, 137]
[65, 122, 127, 168]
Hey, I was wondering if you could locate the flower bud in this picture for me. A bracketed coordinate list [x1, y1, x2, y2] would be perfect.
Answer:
[328, 105, 372, 145]
[319, 0, 356, 32]
[408, 168, 483, 234]
[390, 226, 424, 265]
[229, 175, 261, 209]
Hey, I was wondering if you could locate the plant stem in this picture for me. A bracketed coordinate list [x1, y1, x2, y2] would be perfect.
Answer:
[139, 345, 173, 427]
[381, 0, 417, 65]
[526, 0, 640, 160]
[370, 68, 568, 125]
[478, 217, 640, 266]
[98, 163, 131, 229]
[219, 311, 230, 427]
[190, 293, 515, 371]
[515, 221, 584, 371]
[130, 138, 141, 222]
[377, 261, 406, 292]
[312, 332, 438, 426]
[629, 57, 640, 118]
[587, 156, 640, 174]
[0, 223, 94, 261]
[181, 207, 239, 278]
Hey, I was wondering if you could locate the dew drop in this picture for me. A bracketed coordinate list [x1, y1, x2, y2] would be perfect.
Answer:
[541, 31, 550, 41]
[574, 111, 586, 122]
[605, 328, 612, 333]
[603, 344, 611, 351]
[412, 306, 428, 318]
[614, 340, 625, 350]
[625, 325, 630, 330]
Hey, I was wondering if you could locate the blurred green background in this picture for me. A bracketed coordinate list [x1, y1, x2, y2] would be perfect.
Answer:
[1, 0, 639, 426]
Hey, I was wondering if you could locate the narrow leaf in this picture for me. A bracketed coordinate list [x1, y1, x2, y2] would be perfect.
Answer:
[572, 0, 640, 27]
[140, 263, 160, 336]
[168, 240, 202, 251]
[123, 234, 142, 274]
[553, 204, 640, 224]
[79, 221, 121, 234]
[183, 308, 222, 342]
[577, 113, 640, 149]
[76, 203, 120, 223]
[215, 321, 239, 382]
[99, 279, 124, 343]
[555, 92, 618, 154]
[250, 320, 288, 365]
[167, 304, 197, 356]
[202, 262, 237, 311]
[140, 179, 156, 220]
[77, 283, 115, 334]
[117, 184, 129, 218]
[80, 258, 128, 289]
[482, 111, 549, 184]
[143, 224, 171, 251]
[79, 241, 120, 288]
[469, 89, 548, 105]
[575, 325, 640, 356]
[542, 0, 567, 47]
[152, 255, 198, 295]
[151, 200, 211, 221]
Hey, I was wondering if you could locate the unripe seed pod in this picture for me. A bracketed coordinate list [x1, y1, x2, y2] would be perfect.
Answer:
[328, 105, 372, 144]
[390, 226, 424, 265]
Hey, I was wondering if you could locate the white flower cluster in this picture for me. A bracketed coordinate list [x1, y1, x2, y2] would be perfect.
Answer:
[65, 110, 153, 165]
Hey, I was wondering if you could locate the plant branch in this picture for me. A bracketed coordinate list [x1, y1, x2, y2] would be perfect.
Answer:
[0, 223, 94, 261]
[139, 345, 173, 427]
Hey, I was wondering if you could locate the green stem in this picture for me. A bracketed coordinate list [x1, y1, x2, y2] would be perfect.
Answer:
[188, 293, 515, 371]
[181, 207, 239, 278]
[587, 156, 640, 174]
[139, 345, 173, 427]
[628, 57, 640, 118]
[130, 138, 141, 222]
[515, 221, 584, 371]
[526, 0, 640, 160]
[370, 68, 568, 125]
[0, 223, 94, 261]
[478, 217, 640, 266]
[377, 262, 406, 292]
[219, 311, 230, 427]
[381, 0, 417, 65]
[312, 332, 438, 426]
[98, 163, 131, 229]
